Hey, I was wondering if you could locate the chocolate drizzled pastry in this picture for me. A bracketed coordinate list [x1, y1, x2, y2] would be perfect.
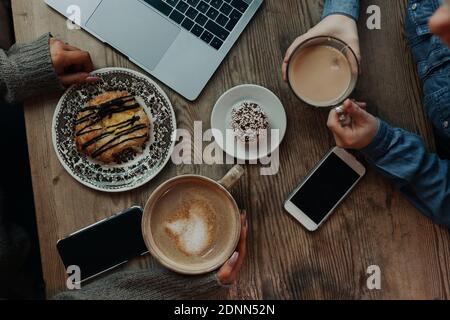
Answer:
[230, 102, 270, 143]
[74, 91, 151, 164]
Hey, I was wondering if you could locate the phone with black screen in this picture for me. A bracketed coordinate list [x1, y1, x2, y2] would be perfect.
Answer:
[57, 206, 148, 283]
[284, 147, 366, 231]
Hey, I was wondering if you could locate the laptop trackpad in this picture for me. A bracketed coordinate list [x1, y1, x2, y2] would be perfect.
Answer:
[86, 0, 180, 70]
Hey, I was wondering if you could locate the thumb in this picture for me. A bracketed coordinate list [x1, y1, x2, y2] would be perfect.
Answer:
[429, 6, 450, 35]
[283, 35, 308, 81]
[341, 99, 367, 122]
[223, 252, 239, 271]
[216, 252, 239, 283]
[284, 35, 307, 63]
[59, 72, 100, 86]
[429, 6, 450, 45]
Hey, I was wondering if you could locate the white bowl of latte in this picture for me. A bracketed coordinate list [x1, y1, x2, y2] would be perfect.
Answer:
[142, 166, 243, 275]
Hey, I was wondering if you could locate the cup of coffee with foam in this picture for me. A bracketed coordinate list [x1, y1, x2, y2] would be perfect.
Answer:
[142, 165, 244, 275]
[287, 36, 359, 108]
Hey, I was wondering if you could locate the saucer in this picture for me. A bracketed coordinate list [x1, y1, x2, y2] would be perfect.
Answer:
[211, 84, 287, 161]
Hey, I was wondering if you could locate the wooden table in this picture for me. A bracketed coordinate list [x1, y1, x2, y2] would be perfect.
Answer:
[12, 0, 450, 299]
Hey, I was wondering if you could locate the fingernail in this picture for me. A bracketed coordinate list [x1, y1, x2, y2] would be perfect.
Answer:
[86, 76, 101, 82]
[228, 252, 239, 266]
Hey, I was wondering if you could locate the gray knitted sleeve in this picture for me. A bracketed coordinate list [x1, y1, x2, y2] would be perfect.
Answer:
[0, 33, 63, 103]
[52, 269, 227, 300]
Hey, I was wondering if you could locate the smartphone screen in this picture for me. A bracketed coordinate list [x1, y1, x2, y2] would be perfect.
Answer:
[289, 152, 362, 225]
[57, 207, 148, 282]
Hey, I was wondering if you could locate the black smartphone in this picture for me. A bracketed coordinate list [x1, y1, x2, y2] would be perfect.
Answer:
[57, 206, 148, 282]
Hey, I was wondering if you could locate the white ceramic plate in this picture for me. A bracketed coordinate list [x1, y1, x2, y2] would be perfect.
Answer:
[52, 68, 177, 193]
[211, 84, 287, 161]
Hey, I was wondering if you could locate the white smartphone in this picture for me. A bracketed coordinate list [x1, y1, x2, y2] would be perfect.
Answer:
[284, 147, 366, 231]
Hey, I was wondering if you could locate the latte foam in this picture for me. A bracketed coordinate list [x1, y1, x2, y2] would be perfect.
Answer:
[164, 200, 215, 256]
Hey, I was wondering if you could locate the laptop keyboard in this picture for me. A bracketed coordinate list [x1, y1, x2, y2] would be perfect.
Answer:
[143, 0, 252, 50]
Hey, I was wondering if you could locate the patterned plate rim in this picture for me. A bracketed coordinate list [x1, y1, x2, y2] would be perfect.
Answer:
[51, 67, 177, 193]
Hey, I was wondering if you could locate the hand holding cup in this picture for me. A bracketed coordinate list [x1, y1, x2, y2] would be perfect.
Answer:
[216, 210, 248, 285]
[282, 14, 361, 82]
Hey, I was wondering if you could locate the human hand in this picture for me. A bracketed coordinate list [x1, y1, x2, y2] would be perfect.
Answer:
[216, 210, 248, 285]
[429, 5, 450, 46]
[327, 99, 379, 150]
[50, 38, 99, 86]
[282, 14, 360, 81]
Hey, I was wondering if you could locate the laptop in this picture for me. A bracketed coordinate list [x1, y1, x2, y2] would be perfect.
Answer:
[45, 0, 263, 101]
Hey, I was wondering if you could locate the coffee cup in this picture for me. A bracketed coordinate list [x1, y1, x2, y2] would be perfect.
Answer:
[287, 36, 359, 108]
[142, 165, 244, 275]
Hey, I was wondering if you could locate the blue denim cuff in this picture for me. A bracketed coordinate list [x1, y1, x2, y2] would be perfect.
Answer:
[322, 0, 360, 21]
[360, 120, 394, 160]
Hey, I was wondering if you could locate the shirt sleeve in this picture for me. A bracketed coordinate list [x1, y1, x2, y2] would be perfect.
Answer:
[0, 33, 63, 104]
[322, 0, 360, 21]
[360, 120, 450, 227]
[52, 269, 227, 300]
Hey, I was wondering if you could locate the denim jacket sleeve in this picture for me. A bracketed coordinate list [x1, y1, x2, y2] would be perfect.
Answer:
[360, 120, 450, 227]
[322, 0, 360, 21]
